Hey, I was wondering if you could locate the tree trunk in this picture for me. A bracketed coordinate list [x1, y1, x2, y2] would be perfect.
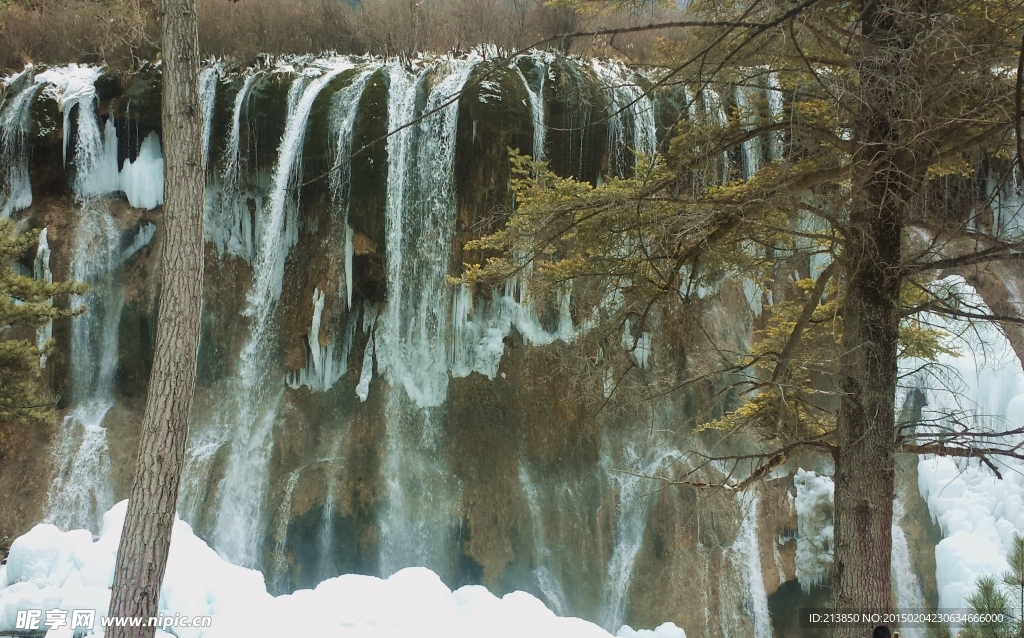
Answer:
[832, 0, 910, 632]
[106, 0, 204, 634]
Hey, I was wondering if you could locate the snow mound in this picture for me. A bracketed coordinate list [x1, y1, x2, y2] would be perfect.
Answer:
[0, 501, 685, 638]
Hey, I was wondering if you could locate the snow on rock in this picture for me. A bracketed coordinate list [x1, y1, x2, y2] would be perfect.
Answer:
[0, 501, 685, 638]
[794, 469, 834, 592]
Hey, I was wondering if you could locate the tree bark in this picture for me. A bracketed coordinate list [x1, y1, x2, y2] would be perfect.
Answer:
[106, 0, 204, 634]
[832, 0, 910, 631]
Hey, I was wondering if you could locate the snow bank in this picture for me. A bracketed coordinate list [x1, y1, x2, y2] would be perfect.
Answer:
[0, 501, 685, 638]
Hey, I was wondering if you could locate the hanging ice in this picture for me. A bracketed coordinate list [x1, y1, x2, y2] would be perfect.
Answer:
[0, 70, 38, 217]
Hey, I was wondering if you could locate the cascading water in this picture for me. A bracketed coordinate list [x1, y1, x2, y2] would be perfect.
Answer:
[600, 441, 681, 630]
[200, 64, 221, 168]
[207, 70, 258, 258]
[33, 65, 154, 532]
[0, 70, 37, 218]
[592, 59, 657, 176]
[9, 55, 839, 637]
[518, 460, 570, 616]
[287, 69, 375, 391]
[45, 202, 122, 532]
[516, 51, 552, 162]
[208, 60, 356, 568]
[729, 493, 773, 638]
[734, 86, 760, 178]
[891, 495, 927, 638]
[377, 57, 478, 578]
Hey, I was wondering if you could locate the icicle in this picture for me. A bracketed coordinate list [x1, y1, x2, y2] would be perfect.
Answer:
[119, 132, 164, 209]
[212, 59, 355, 568]
[212, 71, 259, 258]
[345, 224, 354, 310]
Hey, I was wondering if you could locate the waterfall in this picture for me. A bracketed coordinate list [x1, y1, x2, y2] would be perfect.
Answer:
[516, 52, 552, 162]
[518, 460, 570, 616]
[767, 72, 784, 161]
[5, 54, 822, 631]
[209, 70, 259, 258]
[735, 86, 761, 178]
[600, 442, 680, 630]
[318, 437, 344, 581]
[177, 430, 225, 526]
[45, 202, 123, 533]
[0, 70, 37, 218]
[43, 67, 120, 200]
[287, 69, 375, 392]
[892, 495, 927, 638]
[591, 59, 657, 177]
[377, 57, 477, 578]
[732, 492, 773, 638]
[209, 60, 356, 568]
[330, 69, 374, 311]
[376, 58, 476, 408]
[33, 228, 52, 368]
[200, 63, 221, 168]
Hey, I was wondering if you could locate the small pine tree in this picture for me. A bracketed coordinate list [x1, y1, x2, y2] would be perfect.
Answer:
[1003, 533, 1024, 638]
[0, 218, 86, 430]
[961, 576, 1011, 638]
[960, 533, 1024, 638]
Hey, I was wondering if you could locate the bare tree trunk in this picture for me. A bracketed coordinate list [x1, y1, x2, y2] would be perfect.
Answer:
[106, 0, 204, 633]
[832, 0, 910, 632]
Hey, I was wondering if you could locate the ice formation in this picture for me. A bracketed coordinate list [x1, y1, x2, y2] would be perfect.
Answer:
[25, 66, 166, 209]
[793, 469, 834, 591]
[0, 502, 686, 638]
[909, 278, 1024, 609]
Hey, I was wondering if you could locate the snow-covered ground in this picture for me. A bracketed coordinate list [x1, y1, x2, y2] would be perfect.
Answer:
[0, 501, 685, 638]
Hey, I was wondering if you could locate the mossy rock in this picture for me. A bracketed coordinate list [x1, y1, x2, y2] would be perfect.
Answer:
[27, 84, 61, 147]
[453, 62, 533, 270]
[346, 69, 389, 304]
[240, 70, 294, 176]
[206, 71, 247, 177]
[113, 64, 162, 166]
[544, 56, 607, 184]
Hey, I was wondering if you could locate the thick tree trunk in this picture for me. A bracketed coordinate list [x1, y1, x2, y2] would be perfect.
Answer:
[832, 1, 910, 632]
[106, 0, 204, 634]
